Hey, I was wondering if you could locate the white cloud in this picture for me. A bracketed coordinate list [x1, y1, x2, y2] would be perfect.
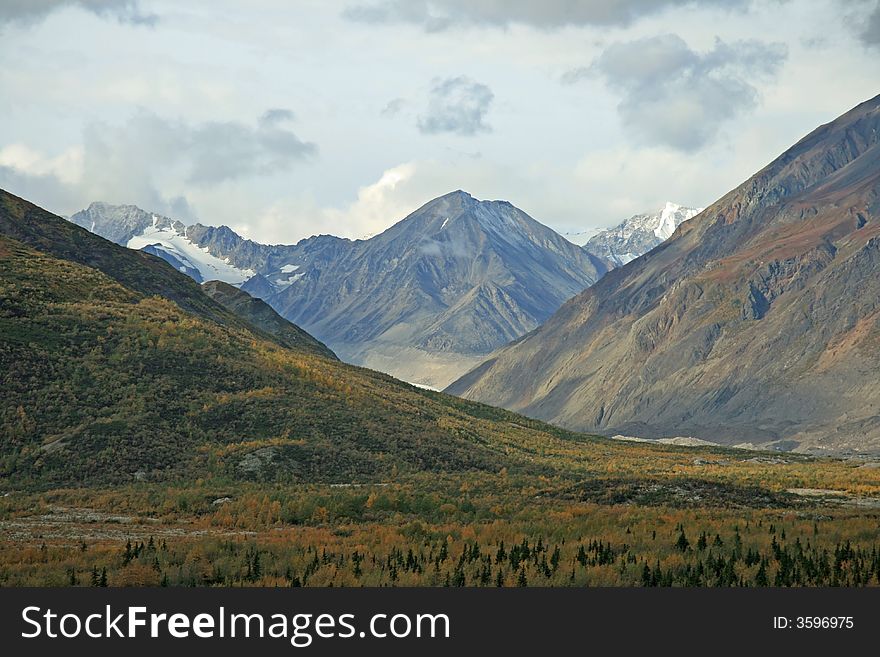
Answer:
[0, 143, 83, 184]
[227, 159, 535, 243]
[0, 109, 317, 227]
[231, 163, 420, 243]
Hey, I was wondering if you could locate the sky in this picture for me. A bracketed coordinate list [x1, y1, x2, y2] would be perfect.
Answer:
[0, 0, 878, 244]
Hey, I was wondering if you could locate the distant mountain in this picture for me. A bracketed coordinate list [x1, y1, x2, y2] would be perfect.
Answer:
[256, 191, 609, 388]
[70, 203, 255, 285]
[72, 191, 610, 388]
[582, 202, 703, 266]
[448, 95, 880, 454]
[68, 201, 157, 245]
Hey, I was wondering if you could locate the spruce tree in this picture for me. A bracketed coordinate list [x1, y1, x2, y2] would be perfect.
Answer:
[641, 562, 652, 587]
[676, 529, 690, 552]
[697, 532, 708, 552]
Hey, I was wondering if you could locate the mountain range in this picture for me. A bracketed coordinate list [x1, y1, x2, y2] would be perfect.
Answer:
[72, 191, 611, 388]
[1, 186, 616, 487]
[448, 94, 880, 454]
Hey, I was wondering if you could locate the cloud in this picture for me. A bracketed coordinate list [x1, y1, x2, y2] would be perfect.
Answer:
[83, 110, 316, 188]
[0, 110, 316, 227]
[573, 146, 714, 222]
[381, 98, 406, 117]
[861, 1, 880, 47]
[237, 151, 722, 245]
[0, 143, 83, 185]
[233, 163, 419, 243]
[343, 0, 749, 31]
[0, 165, 84, 214]
[575, 34, 787, 151]
[0, 0, 156, 26]
[418, 76, 494, 136]
[259, 108, 296, 126]
[318, 163, 419, 239]
[0, 144, 85, 213]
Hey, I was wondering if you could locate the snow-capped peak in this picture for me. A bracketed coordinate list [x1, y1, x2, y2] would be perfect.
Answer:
[654, 202, 696, 240]
[582, 202, 703, 267]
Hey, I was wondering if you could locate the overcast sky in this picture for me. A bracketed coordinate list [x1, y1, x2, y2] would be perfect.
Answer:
[0, 0, 878, 243]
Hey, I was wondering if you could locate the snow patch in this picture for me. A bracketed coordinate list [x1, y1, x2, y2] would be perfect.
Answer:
[654, 202, 700, 240]
[127, 223, 255, 285]
[273, 272, 305, 290]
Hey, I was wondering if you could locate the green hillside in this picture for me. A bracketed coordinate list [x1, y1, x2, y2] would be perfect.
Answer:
[0, 230, 531, 486]
[201, 280, 337, 360]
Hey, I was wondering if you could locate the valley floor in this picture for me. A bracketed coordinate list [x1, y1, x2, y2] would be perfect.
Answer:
[2, 457, 879, 587]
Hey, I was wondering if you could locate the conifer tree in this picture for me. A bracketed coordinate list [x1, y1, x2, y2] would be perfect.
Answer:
[676, 529, 690, 552]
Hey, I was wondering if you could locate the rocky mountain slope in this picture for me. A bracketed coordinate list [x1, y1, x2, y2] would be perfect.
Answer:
[72, 191, 609, 388]
[582, 202, 703, 266]
[448, 95, 880, 454]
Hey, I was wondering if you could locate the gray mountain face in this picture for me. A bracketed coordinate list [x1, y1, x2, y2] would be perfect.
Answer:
[259, 191, 610, 387]
[70, 202, 176, 244]
[582, 202, 702, 266]
[71, 191, 609, 388]
[448, 95, 880, 454]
